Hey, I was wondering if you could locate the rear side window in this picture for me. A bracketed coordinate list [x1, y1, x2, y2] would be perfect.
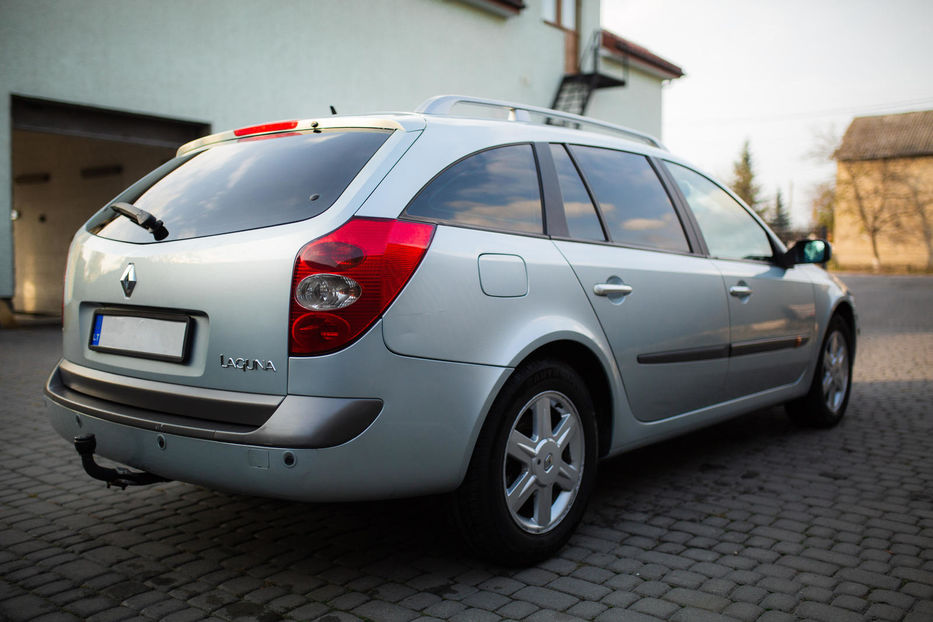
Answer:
[95, 129, 391, 243]
[549, 144, 606, 241]
[570, 145, 689, 253]
[404, 145, 543, 235]
[665, 162, 774, 261]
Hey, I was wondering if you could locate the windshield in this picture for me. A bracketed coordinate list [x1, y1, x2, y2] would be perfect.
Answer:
[93, 128, 391, 243]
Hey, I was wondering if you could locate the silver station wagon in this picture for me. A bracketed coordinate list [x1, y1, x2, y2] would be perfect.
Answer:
[45, 95, 856, 564]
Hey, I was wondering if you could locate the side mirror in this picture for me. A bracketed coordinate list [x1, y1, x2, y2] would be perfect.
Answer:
[780, 239, 831, 268]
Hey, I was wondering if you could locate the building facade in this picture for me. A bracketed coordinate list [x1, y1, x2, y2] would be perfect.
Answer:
[833, 110, 933, 271]
[0, 0, 682, 317]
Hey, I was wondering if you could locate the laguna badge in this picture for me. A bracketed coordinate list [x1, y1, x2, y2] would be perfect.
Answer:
[220, 355, 277, 372]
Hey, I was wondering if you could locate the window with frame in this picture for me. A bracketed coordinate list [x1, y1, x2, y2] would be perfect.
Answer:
[569, 145, 690, 253]
[404, 144, 543, 235]
[664, 161, 774, 261]
[549, 144, 605, 241]
[543, 0, 576, 30]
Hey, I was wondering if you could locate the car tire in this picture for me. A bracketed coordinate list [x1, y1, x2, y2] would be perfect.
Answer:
[451, 359, 598, 566]
[786, 315, 853, 428]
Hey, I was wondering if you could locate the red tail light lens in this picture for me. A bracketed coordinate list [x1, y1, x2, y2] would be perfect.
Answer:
[289, 218, 435, 355]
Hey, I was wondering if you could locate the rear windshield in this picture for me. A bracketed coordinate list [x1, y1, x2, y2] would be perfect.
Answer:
[93, 128, 391, 243]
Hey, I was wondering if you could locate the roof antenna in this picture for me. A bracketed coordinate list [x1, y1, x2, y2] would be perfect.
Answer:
[329, 106, 337, 115]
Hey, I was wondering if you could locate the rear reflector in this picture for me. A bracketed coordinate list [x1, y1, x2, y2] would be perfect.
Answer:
[289, 218, 435, 356]
[233, 120, 299, 136]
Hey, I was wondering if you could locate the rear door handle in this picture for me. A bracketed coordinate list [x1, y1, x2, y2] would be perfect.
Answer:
[594, 283, 633, 297]
[729, 285, 752, 297]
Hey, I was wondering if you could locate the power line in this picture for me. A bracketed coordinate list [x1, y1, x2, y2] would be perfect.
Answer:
[667, 96, 933, 127]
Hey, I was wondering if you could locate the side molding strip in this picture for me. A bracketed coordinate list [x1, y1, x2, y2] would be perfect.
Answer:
[638, 336, 809, 365]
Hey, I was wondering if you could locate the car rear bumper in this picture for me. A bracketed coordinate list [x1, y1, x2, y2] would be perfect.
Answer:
[44, 327, 511, 502]
[46, 360, 383, 449]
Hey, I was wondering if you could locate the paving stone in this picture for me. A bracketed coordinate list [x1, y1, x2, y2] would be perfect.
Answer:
[631, 597, 680, 619]
[496, 600, 538, 619]
[835, 567, 901, 591]
[665, 569, 705, 589]
[600, 591, 639, 608]
[460, 590, 510, 611]
[477, 576, 525, 596]
[662, 587, 730, 612]
[594, 608, 665, 622]
[633, 581, 670, 598]
[795, 600, 867, 622]
[669, 607, 739, 622]
[570, 566, 614, 585]
[3, 278, 933, 622]
[548, 576, 610, 601]
[722, 601, 763, 621]
[831, 594, 867, 612]
[565, 600, 607, 619]
[758, 592, 797, 612]
[513, 586, 578, 611]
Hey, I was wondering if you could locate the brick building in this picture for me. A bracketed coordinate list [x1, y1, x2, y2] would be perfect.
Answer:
[833, 110, 933, 271]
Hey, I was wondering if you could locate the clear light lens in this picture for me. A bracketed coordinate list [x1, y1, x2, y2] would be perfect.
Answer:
[295, 274, 361, 310]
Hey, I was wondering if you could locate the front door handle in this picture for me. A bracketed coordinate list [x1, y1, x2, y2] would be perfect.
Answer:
[594, 283, 634, 297]
[729, 285, 753, 297]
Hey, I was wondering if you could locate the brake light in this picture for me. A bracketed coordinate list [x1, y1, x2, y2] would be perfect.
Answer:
[233, 120, 299, 136]
[289, 218, 435, 355]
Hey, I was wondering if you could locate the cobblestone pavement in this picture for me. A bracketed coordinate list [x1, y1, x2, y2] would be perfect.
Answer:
[2, 274, 932, 622]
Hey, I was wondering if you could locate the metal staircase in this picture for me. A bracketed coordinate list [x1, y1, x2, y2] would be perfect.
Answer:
[551, 31, 626, 116]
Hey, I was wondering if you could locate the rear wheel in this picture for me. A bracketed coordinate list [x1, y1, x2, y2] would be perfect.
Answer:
[786, 315, 853, 428]
[451, 359, 597, 566]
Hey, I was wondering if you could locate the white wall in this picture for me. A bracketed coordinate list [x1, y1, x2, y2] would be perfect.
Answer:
[0, 0, 669, 300]
[588, 58, 666, 141]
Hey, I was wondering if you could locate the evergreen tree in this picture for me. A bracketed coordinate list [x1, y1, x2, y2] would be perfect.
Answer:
[730, 139, 763, 216]
[769, 188, 791, 234]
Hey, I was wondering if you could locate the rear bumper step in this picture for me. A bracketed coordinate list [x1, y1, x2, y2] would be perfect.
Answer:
[46, 360, 383, 448]
[74, 433, 169, 489]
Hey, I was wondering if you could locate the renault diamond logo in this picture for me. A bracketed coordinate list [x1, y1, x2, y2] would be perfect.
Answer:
[120, 264, 137, 298]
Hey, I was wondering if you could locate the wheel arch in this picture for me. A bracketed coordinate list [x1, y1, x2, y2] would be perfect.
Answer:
[831, 300, 857, 357]
[508, 339, 615, 458]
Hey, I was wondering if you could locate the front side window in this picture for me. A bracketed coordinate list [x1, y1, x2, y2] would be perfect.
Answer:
[570, 145, 689, 253]
[405, 145, 543, 235]
[665, 162, 774, 261]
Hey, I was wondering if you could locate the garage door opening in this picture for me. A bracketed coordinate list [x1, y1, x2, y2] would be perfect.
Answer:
[11, 96, 209, 316]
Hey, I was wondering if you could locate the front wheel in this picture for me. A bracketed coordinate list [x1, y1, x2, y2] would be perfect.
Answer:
[786, 315, 853, 428]
[451, 360, 598, 566]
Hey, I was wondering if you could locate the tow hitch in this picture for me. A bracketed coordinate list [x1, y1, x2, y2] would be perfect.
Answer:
[73, 434, 170, 489]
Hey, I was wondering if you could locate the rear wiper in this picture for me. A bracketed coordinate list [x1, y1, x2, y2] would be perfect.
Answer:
[109, 202, 169, 241]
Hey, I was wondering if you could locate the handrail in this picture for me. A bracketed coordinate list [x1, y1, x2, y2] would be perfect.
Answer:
[414, 94, 666, 150]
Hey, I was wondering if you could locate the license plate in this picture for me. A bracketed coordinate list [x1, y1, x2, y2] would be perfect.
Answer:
[89, 311, 192, 362]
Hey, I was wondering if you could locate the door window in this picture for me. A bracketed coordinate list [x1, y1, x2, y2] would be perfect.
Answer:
[405, 145, 543, 235]
[549, 144, 605, 241]
[665, 162, 774, 261]
[570, 146, 689, 252]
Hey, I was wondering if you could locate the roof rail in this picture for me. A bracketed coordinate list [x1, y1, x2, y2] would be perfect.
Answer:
[415, 94, 666, 150]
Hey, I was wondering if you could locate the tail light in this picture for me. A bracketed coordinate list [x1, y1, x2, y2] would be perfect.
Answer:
[289, 218, 435, 355]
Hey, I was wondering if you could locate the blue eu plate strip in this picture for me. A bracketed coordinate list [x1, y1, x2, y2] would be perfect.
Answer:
[91, 315, 103, 346]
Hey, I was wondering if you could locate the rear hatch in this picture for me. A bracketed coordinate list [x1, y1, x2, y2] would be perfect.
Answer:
[62, 118, 421, 398]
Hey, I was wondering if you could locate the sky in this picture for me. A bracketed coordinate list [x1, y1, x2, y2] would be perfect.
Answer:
[601, 0, 933, 227]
